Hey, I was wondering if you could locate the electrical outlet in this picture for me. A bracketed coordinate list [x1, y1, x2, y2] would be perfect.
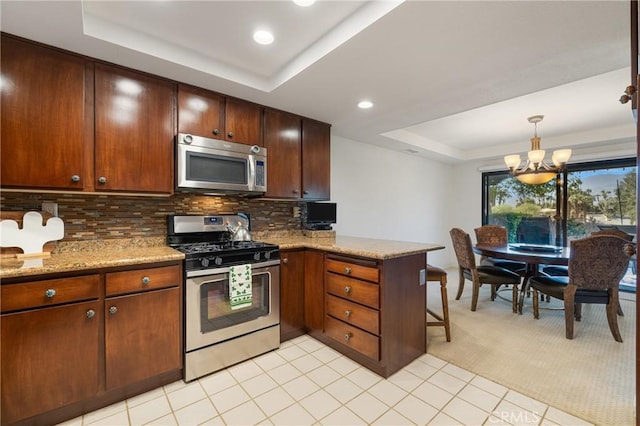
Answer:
[42, 202, 58, 217]
[292, 207, 301, 218]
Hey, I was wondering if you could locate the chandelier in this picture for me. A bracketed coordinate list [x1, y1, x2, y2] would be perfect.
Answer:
[503, 115, 572, 185]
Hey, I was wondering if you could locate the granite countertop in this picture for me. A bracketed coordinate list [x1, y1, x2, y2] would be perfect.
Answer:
[0, 238, 184, 279]
[0, 233, 444, 279]
[258, 233, 445, 260]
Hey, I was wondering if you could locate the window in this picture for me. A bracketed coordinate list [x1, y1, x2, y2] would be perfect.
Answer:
[482, 157, 636, 291]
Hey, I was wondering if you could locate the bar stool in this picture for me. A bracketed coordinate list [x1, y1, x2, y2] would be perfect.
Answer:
[426, 264, 451, 342]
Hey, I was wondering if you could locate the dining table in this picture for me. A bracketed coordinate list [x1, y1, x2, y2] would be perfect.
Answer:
[473, 243, 570, 314]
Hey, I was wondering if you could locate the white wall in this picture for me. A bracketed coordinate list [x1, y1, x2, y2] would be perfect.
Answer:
[329, 135, 454, 266]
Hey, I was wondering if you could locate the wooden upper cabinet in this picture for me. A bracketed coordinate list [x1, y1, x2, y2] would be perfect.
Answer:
[302, 119, 331, 200]
[225, 97, 263, 146]
[0, 35, 88, 190]
[264, 109, 302, 198]
[94, 64, 175, 194]
[178, 85, 225, 139]
[178, 85, 263, 146]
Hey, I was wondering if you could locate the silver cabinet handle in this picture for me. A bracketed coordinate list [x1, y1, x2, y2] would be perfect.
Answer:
[227, 131, 234, 138]
[44, 289, 56, 298]
[282, 258, 288, 264]
[86, 309, 95, 319]
[98, 176, 107, 184]
[292, 189, 299, 194]
[345, 267, 352, 274]
[141, 276, 150, 285]
[213, 129, 220, 135]
[344, 286, 351, 295]
[71, 175, 81, 182]
[345, 310, 351, 318]
[344, 332, 352, 342]
[109, 306, 118, 315]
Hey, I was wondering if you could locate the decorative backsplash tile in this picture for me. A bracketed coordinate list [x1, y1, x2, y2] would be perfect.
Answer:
[1, 192, 305, 242]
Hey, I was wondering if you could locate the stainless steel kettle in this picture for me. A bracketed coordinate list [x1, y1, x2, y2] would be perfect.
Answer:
[227, 221, 251, 242]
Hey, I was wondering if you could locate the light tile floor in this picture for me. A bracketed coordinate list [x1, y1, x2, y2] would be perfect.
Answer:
[58, 335, 593, 426]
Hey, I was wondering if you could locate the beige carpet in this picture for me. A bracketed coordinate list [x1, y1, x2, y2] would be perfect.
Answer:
[426, 279, 636, 426]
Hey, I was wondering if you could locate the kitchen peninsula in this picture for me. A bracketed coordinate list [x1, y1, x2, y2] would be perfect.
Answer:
[258, 233, 445, 378]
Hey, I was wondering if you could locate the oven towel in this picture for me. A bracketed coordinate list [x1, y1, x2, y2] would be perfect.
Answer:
[230, 264, 252, 310]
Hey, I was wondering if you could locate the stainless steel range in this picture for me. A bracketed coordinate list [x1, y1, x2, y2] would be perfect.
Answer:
[167, 214, 280, 382]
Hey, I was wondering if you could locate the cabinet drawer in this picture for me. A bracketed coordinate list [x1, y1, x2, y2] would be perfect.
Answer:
[106, 265, 181, 296]
[326, 273, 379, 309]
[325, 259, 379, 283]
[1, 275, 100, 312]
[326, 294, 379, 335]
[324, 315, 379, 361]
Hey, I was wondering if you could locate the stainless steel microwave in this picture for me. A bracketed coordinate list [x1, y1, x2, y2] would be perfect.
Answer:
[176, 133, 267, 195]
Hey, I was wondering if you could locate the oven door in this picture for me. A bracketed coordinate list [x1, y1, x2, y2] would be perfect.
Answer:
[185, 260, 280, 352]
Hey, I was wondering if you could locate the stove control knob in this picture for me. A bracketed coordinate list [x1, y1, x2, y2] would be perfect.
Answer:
[200, 258, 210, 268]
[254, 252, 261, 261]
[264, 251, 271, 260]
[214, 256, 223, 266]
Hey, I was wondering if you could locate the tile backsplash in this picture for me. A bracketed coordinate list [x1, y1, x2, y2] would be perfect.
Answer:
[1, 192, 305, 241]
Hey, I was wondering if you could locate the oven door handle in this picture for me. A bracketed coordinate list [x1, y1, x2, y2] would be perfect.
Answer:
[186, 259, 280, 278]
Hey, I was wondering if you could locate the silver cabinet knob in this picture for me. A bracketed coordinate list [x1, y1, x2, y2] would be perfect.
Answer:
[344, 332, 352, 342]
[213, 129, 220, 135]
[71, 175, 81, 182]
[345, 310, 351, 318]
[44, 289, 56, 298]
[345, 267, 352, 274]
[109, 306, 118, 315]
[292, 190, 299, 194]
[98, 176, 107, 184]
[344, 286, 351, 295]
[86, 309, 95, 319]
[282, 258, 288, 264]
[183, 134, 193, 144]
[227, 131, 234, 138]
[141, 276, 150, 285]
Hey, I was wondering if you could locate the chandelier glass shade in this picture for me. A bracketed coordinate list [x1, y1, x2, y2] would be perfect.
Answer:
[504, 115, 571, 185]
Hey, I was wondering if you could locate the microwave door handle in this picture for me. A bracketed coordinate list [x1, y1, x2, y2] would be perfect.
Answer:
[248, 155, 256, 191]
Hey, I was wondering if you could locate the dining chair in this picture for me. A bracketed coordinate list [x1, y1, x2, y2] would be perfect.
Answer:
[541, 228, 633, 316]
[474, 225, 526, 274]
[516, 217, 552, 245]
[528, 234, 633, 342]
[450, 228, 522, 312]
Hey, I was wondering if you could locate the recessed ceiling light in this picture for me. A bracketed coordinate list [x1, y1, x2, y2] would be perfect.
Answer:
[253, 30, 274, 45]
[293, 0, 316, 6]
[357, 100, 374, 109]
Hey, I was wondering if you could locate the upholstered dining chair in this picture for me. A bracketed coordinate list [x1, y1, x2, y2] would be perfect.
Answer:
[474, 225, 527, 275]
[449, 228, 522, 312]
[528, 234, 633, 342]
[541, 228, 632, 316]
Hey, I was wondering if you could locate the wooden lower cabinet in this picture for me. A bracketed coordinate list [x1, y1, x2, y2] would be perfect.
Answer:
[0, 261, 183, 425]
[105, 287, 181, 389]
[304, 250, 325, 337]
[280, 250, 305, 342]
[321, 252, 426, 378]
[1, 301, 100, 425]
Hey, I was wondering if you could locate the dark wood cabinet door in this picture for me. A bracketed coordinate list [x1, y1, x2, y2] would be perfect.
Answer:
[1, 301, 100, 424]
[280, 250, 305, 341]
[264, 109, 302, 198]
[302, 119, 331, 200]
[304, 250, 325, 334]
[178, 85, 225, 139]
[1, 35, 88, 190]
[94, 64, 175, 194]
[105, 287, 181, 389]
[225, 97, 263, 146]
